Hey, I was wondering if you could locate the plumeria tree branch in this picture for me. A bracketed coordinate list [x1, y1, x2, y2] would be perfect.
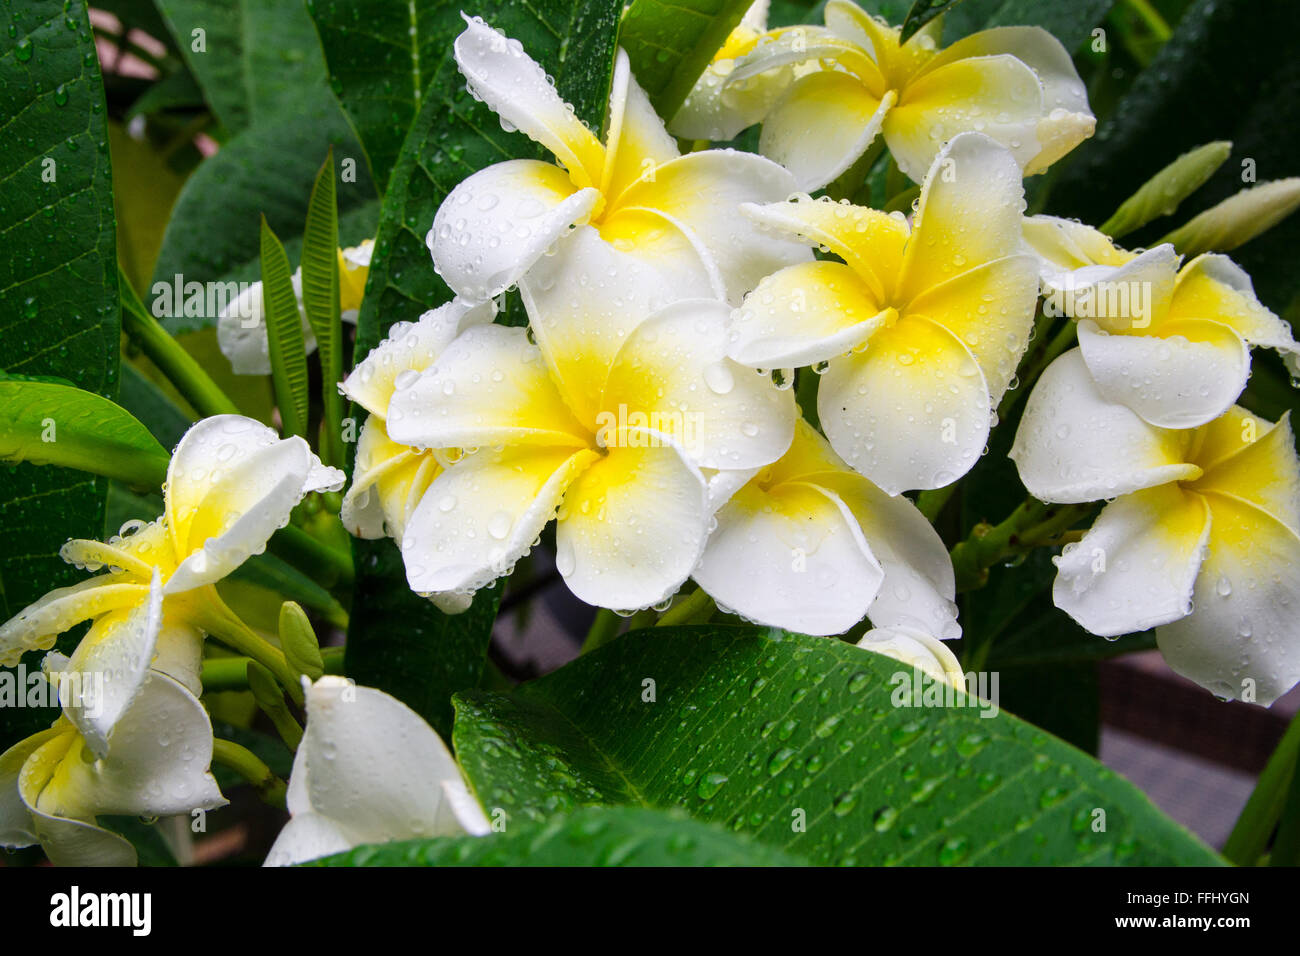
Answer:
[950, 498, 1095, 593]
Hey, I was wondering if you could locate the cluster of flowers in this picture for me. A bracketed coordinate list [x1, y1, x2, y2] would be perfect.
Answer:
[3, 1, 1298, 866]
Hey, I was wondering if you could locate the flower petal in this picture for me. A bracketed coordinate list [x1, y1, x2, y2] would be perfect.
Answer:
[1076, 318, 1249, 428]
[729, 261, 891, 369]
[740, 197, 910, 304]
[694, 480, 882, 635]
[1157, 494, 1300, 705]
[295, 677, 482, 844]
[813, 469, 960, 639]
[21, 733, 137, 865]
[857, 626, 966, 688]
[1010, 350, 1201, 503]
[899, 132, 1028, 303]
[819, 317, 992, 494]
[41, 671, 225, 821]
[61, 568, 163, 757]
[340, 298, 495, 418]
[342, 417, 442, 543]
[402, 445, 598, 595]
[263, 811, 355, 867]
[758, 72, 893, 192]
[602, 298, 796, 470]
[0, 576, 146, 669]
[556, 434, 710, 610]
[0, 727, 61, 849]
[1054, 484, 1210, 637]
[1167, 254, 1300, 364]
[602, 50, 680, 200]
[519, 225, 687, 424]
[386, 323, 590, 450]
[907, 253, 1039, 400]
[918, 26, 1095, 174]
[611, 149, 810, 304]
[728, 25, 881, 91]
[453, 17, 605, 187]
[885, 56, 1042, 182]
[428, 159, 599, 302]
[1040, 245, 1179, 332]
[166, 416, 345, 592]
[1191, 409, 1300, 531]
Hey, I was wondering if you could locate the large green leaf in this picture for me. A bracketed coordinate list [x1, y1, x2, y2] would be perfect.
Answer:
[619, 0, 754, 121]
[342, 0, 621, 736]
[453, 627, 1220, 865]
[311, 806, 803, 866]
[154, 0, 340, 134]
[943, 0, 1114, 48]
[344, 541, 502, 740]
[0, 0, 120, 750]
[0, 379, 169, 488]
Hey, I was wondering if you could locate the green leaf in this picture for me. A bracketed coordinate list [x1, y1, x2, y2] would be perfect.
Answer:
[344, 540, 502, 740]
[619, 0, 753, 121]
[350, 0, 621, 360]
[900, 0, 967, 43]
[310, 807, 803, 866]
[258, 217, 310, 439]
[1099, 140, 1232, 239]
[453, 626, 1221, 865]
[299, 149, 343, 466]
[153, 0, 340, 134]
[1224, 707, 1300, 866]
[0, 379, 170, 488]
[306, 2, 457, 190]
[0, 0, 120, 751]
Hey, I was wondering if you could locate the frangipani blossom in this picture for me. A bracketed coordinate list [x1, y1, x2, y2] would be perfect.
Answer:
[218, 240, 374, 375]
[716, 0, 1094, 189]
[1023, 215, 1300, 428]
[0, 416, 344, 750]
[1012, 350, 1300, 705]
[264, 677, 489, 866]
[0, 660, 224, 867]
[386, 280, 796, 611]
[729, 132, 1039, 494]
[857, 625, 966, 689]
[427, 16, 809, 306]
[694, 420, 959, 637]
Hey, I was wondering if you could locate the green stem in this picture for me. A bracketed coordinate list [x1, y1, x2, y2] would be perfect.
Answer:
[1224, 707, 1300, 865]
[201, 645, 344, 693]
[1272, 752, 1300, 866]
[657, 587, 716, 627]
[949, 498, 1093, 592]
[211, 739, 287, 809]
[197, 600, 305, 705]
[119, 268, 241, 419]
[825, 138, 885, 203]
[580, 608, 624, 655]
[269, 525, 354, 591]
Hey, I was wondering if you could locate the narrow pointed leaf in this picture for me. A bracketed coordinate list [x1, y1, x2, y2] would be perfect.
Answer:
[300, 149, 344, 465]
[258, 218, 310, 439]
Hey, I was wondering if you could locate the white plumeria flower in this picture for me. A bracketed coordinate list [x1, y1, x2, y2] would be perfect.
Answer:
[264, 677, 489, 866]
[729, 132, 1039, 494]
[427, 15, 809, 306]
[0, 415, 344, 750]
[217, 239, 374, 375]
[0, 659, 225, 866]
[1012, 350, 1300, 705]
[1023, 215, 1300, 429]
[857, 625, 966, 689]
[385, 276, 796, 611]
[669, 0, 799, 142]
[695, 420, 959, 637]
[338, 297, 497, 615]
[716, 0, 1094, 189]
